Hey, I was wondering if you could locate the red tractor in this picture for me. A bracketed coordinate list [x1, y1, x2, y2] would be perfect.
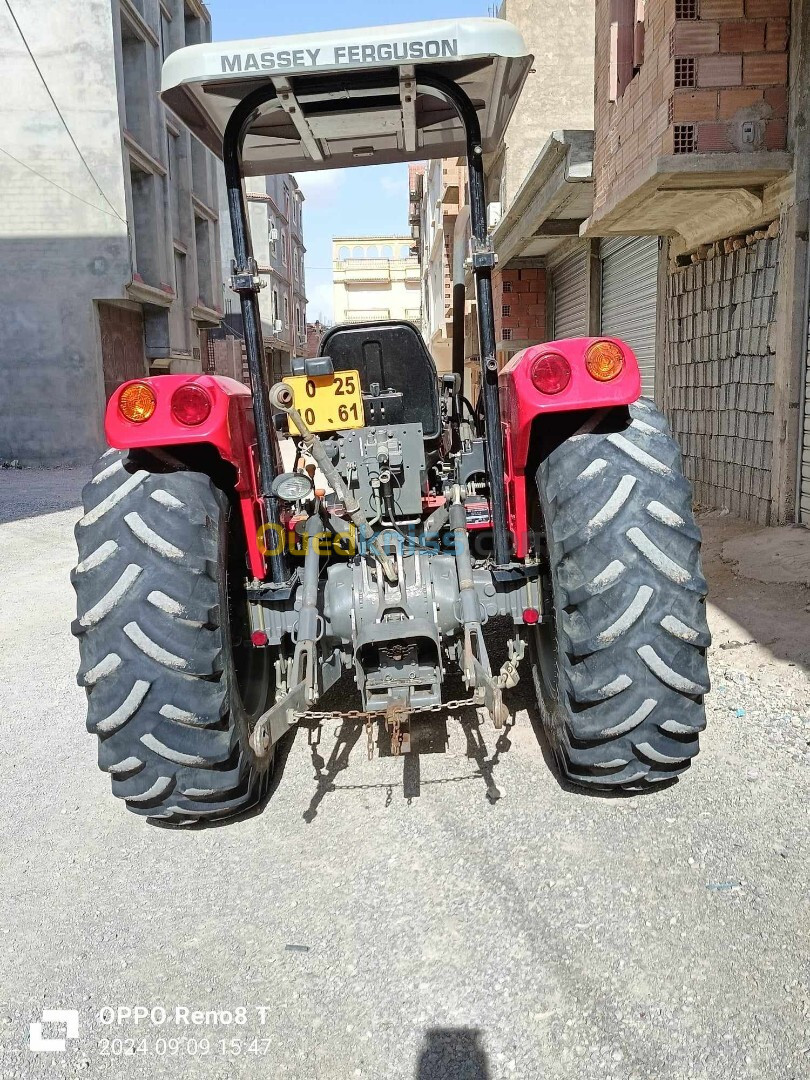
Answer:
[72, 18, 710, 823]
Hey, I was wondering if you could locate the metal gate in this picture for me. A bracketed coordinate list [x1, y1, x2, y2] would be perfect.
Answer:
[600, 236, 659, 397]
[550, 242, 589, 339]
[98, 303, 146, 402]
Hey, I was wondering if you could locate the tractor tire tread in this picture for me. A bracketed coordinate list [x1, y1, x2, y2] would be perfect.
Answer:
[73, 450, 270, 823]
[534, 399, 710, 789]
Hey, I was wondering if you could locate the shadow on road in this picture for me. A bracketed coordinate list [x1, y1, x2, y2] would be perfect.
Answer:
[415, 1028, 491, 1080]
[299, 674, 516, 822]
[0, 469, 87, 526]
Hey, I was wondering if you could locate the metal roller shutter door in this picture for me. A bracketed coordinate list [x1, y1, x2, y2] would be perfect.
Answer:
[600, 236, 659, 398]
[551, 243, 589, 339]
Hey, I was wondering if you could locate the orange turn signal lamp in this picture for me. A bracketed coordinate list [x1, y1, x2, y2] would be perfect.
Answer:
[119, 382, 157, 423]
[585, 340, 625, 382]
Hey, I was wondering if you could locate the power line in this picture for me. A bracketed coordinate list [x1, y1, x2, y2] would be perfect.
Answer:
[0, 145, 125, 222]
[4, 0, 127, 224]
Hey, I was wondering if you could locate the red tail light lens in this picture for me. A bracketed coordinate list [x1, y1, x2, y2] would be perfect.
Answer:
[171, 384, 212, 426]
[530, 353, 571, 395]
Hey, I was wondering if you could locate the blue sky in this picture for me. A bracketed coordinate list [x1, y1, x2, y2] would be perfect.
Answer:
[206, 0, 491, 320]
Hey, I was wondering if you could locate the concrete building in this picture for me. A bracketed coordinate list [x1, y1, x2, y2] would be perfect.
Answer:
[332, 237, 421, 329]
[217, 173, 307, 385]
[0, 0, 224, 464]
[402, 0, 596, 397]
[410, 161, 465, 375]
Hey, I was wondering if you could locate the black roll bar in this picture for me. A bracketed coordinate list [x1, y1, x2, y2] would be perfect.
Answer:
[222, 72, 512, 584]
[223, 82, 289, 585]
[417, 74, 511, 567]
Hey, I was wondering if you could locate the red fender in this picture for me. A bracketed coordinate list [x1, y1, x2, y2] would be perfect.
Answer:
[499, 338, 642, 558]
[105, 375, 267, 579]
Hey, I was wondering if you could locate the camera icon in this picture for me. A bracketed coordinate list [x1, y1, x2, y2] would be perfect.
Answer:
[29, 1010, 79, 1053]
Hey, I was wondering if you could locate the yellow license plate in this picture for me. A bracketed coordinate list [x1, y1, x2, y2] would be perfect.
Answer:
[283, 370, 365, 433]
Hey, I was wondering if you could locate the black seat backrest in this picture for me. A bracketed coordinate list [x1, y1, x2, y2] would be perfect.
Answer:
[319, 321, 441, 441]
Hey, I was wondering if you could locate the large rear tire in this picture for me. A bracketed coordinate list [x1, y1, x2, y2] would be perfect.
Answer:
[531, 399, 710, 790]
[72, 450, 276, 824]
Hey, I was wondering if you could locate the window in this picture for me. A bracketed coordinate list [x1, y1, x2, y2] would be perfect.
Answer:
[272, 288, 280, 323]
[159, 7, 172, 62]
[502, 328, 513, 341]
[174, 250, 190, 350]
[283, 296, 289, 326]
[502, 280, 513, 293]
[281, 235, 288, 266]
[293, 250, 299, 281]
[502, 304, 511, 318]
[190, 137, 209, 203]
[269, 217, 277, 254]
[194, 216, 213, 307]
[184, 1, 204, 46]
[130, 162, 161, 285]
[120, 16, 151, 150]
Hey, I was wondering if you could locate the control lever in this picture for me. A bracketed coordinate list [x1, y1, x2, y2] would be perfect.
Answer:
[268, 383, 398, 584]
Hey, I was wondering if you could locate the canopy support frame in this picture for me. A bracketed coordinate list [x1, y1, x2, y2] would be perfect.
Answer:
[222, 70, 511, 584]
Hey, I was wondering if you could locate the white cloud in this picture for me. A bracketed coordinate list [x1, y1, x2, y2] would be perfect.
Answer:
[379, 174, 409, 199]
[294, 170, 345, 209]
[306, 279, 334, 324]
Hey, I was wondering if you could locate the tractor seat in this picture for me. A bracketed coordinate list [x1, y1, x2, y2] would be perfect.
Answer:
[319, 321, 441, 442]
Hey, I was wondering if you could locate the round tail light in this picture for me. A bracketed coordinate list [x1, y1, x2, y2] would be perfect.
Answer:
[530, 353, 571, 395]
[171, 384, 212, 426]
[585, 340, 625, 382]
[119, 382, 157, 423]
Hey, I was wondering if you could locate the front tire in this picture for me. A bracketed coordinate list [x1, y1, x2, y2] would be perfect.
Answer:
[72, 450, 275, 824]
[531, 399, 711, 790]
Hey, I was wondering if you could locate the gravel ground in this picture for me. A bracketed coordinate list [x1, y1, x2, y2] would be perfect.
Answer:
[1, 468, 809, 1080]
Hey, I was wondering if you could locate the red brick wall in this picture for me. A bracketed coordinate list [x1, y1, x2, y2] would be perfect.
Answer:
[675, 0, 789, 153]
[305, 321, 328, 358]
[593, 0, 674, 217]
[593, 0, 789, 216]
[493, 267, 547, 359]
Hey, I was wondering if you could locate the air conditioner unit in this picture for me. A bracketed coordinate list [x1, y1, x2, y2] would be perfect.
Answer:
[487, 202, 502, 229]
[274, 320, 283, 334]
[269, 227, 279, 242]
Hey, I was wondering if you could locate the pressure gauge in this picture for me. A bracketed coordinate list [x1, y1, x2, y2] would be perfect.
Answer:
[271, 471, 315, 504]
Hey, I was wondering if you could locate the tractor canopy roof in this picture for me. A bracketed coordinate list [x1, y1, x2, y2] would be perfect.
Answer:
[161, 18, 532, 175]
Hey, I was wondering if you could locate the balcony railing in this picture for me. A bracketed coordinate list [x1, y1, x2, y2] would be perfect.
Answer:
[344, 310, 391, 323]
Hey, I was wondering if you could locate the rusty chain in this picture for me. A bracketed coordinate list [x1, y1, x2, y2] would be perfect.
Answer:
[293, 697, 482, 724]
[294, 697, 485, 760]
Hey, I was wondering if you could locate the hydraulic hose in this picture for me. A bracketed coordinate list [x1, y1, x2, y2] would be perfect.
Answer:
[268, 383, 398, 583]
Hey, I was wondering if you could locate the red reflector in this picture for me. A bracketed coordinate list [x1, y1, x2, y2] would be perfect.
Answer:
[251, 631, 269, 647]
[530, 353, 571, 395]
[171, 384, 212, 426]
[523, 608, 540, 625]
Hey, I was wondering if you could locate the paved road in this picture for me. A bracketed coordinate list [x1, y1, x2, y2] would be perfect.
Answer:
[1, 469, 809, 1080]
